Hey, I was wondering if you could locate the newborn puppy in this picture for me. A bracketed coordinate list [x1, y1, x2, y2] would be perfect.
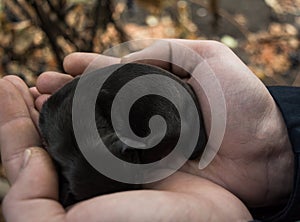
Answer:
[39, 63, 207, 207]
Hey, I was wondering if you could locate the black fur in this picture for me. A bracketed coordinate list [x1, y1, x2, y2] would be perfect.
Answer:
[39, 63, 207, 207]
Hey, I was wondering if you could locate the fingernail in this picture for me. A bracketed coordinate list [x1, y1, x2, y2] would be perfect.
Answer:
[22, 149, 31, 168]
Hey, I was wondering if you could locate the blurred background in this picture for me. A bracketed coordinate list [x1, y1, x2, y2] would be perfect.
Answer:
[0, 0, 300, 220]
[1, 0, 300, 86]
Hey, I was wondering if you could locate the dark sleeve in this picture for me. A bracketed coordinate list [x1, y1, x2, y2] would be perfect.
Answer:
[252, 86, 300, 222]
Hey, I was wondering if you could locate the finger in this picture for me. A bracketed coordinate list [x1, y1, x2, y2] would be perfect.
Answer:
[150, 39, 228, 58]
[67, 190, 205, 222]
[30, 87, 41, 99]
[121, 39, 206, 78]
[3, 147, 65, 222]
[66, 172, 252, 222]
[36, 72, 73, 94]
[3, 76, 40, 129]
[0, 79, 41, 184]
[35, 94, 51, 112]
[121, 39, 231, 79]
[146, 172, 253, 221]
[121, 40, 178, 74]
[63, 53, 121, 76]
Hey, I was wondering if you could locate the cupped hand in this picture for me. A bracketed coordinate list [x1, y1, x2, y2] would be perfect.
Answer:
[0, 75, 252, 221]
[36, 39, 294, 208]
[123, 40, 294, 207]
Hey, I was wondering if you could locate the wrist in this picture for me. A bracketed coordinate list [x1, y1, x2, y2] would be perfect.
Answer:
[264, 99, 294, 205]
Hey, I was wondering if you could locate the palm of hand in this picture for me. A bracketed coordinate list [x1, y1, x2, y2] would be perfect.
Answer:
[181, 42, 293, 207]
[119, 40, 292, 206]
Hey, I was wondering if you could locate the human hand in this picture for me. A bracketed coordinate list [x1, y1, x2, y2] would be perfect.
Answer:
[35, 39, 294, 208]
[121, 39, 294, 207]
[0, 75, 252, 221]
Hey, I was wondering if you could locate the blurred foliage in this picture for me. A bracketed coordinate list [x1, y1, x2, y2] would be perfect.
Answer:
[0, 0, 300, 84]
[0, 0, 224, 86]
[0, 0, 127, 85]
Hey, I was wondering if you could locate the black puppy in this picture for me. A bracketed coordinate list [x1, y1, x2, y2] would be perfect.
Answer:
[39, 63, 207, 207]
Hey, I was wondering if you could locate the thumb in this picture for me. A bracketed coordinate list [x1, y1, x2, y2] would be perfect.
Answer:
[3, 147, 65, 222]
